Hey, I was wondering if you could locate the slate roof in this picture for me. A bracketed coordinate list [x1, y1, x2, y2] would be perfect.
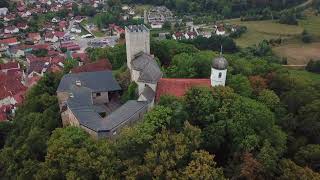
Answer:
[101, 100, 147, 131]
[131, 52, 162, 84]
[139, 85, 155, 102]
[212, 56, 228, 70]
[57, 71, 121, 93]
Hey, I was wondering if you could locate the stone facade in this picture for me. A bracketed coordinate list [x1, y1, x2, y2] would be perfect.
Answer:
[125, 25, 150, 70]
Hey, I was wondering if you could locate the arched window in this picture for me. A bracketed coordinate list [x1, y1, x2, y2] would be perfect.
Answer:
[218, 72, 222, 78]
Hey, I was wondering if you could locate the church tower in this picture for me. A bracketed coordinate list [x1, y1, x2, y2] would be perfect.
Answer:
[210, 55, 228, 87]
[125, 25, 150, 70]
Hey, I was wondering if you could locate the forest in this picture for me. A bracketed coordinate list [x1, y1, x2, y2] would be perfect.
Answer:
[0, 36, 319, 179]
[120, 0, 305, 16]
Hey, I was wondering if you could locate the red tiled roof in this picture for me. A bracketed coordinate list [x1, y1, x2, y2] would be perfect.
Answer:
[156, 78, 211, 101]
[0, 62, 19, 70]
[71, 59, 112, 73]
[0, 37, 18, 45]
[28, 32, 41, 40]
[0, 72, 27, 100]
[53, 31, 65, 38]
[27, 75, 41, 87]
[51, 55, 65, 63]
[72, 52, 89, 62]
[32, 43, 50, 50]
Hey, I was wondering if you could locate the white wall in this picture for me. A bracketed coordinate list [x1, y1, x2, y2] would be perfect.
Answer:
[211, 68, 227, 87]
[125, 27, 150, 70]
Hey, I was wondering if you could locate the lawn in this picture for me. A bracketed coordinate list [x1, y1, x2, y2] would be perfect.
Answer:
[288, 69, 320, 85]
[134, 4, 152, 15]
[299, 15, 320, 37]
[225, 19, 304, 47]
[273, 41, 320, 65]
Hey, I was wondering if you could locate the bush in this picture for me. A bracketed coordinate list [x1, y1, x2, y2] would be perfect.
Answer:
[306, 60, 320, 73]
[279, 10, 298, 25]
[302, 30, 312, 43]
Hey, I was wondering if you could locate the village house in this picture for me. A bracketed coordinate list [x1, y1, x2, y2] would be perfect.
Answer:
[0, 37, 20, 47]
[17, 23, 29, 30]
[4, 14, 15, 21]
[0, 8, 8, 16]
[4, 26, 19, 34]
[27, 33, 41, 44]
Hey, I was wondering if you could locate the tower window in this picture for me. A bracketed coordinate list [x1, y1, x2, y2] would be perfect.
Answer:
[218, 72, 222, 78]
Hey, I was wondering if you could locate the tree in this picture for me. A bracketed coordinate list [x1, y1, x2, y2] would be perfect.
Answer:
[36, 127, 119, 179]
[124, 122, 202, 179]
[182, 150, 226, 180]
[279, 9, 298, 25]
[249, 75, 268, 95]
[257, 89, 280, 111]
[306, 60, 320, 74]
[297, 100, 320, 143]
[240, 152, 263, 180]
[294, 144, 320, 171]
[63, 58, 78, 74]
[279, 159, 320, 180]
[302, 30, 312, 43]
[228, 74, 253, 97]
[184, 87, 219, 128]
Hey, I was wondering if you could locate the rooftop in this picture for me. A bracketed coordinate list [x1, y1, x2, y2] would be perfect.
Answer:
[125, 24, 149, 33]
[156, 78, 211, 101]
[57, 71, 121, 93]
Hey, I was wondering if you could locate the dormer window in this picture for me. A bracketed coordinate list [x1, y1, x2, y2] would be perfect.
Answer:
[75, 80, 81, 86]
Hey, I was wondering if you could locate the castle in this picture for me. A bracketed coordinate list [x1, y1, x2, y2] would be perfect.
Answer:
[57, 25, 228, 139]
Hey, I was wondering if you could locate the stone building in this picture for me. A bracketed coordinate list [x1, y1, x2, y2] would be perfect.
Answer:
[57, 71, 152, 139]
[125, 25, 162, 106]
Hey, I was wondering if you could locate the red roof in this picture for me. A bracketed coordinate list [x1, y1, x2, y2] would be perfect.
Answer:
[28, 32, 41, 40]
[156, 78, 211, 101]
[53, 31, 65, 38]
[0, 62, 19, 70]
[72, 52, 89, 62]
[0, 37, 18, 45]
[71, 59, 112, 73]
[32, 43, 50, 50]
[0, 72, 27, 100]
[27, 75, 41, 87]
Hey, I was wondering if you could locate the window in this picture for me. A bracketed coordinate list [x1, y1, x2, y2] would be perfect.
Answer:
[96, 92, 101, 97]
[218, 72, 222, 78]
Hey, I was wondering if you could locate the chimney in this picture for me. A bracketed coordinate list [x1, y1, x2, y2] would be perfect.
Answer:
[75, 80, 81, 86]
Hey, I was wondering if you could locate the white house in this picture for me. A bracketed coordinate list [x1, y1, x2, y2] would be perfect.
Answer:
[151, 23, 163, 29]
[0, 8, 8, 16]
[71, 26, 82, 34]
[4, 26, 19, 34]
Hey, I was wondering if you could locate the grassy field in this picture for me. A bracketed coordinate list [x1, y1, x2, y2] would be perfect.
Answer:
[273, 41, 320, 65]
[134, 4, 152, 15]
[288, 69, 320, 85]
[225, 19, 304, 47]
[299, 15, 320, 37]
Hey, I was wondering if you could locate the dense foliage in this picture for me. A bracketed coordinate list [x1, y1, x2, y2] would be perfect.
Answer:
[121, 0, 304, 17]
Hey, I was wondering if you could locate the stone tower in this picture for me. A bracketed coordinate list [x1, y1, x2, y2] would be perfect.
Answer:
[125, 25, 150, 70]
[210, 55, 228, 87]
